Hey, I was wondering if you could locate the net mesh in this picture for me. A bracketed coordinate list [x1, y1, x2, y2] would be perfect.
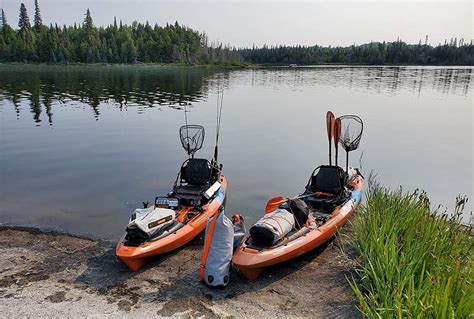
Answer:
[338, 115, 363, 152]
[180, 125, 205, 156]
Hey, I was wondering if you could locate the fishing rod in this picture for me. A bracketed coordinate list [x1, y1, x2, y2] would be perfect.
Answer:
[184, 103, 191, 158]
[179, 78, 205, 160]
[213, 77, 224, 164]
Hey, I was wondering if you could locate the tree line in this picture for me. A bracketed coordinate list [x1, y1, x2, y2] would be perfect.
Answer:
[238, 39, 473, 65]
[1, 1, 472, 65]
[0, 1, 241, 64]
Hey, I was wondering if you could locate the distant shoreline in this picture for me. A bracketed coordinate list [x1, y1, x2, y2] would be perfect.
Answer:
[1, 62, 473, 68]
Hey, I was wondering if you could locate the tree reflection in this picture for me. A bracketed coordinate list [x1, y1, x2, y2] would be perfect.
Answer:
[0, 65, 471, 126]
[0, 65, 219, 125]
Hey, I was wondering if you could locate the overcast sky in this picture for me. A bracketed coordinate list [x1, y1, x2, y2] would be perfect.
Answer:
[1, 0, 472, 48]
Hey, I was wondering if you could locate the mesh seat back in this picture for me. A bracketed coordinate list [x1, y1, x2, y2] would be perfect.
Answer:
[184, 158, 210, 185]
[310, 165, 345, 195]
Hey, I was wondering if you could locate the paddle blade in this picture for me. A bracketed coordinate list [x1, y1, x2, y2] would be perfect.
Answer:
[326, 111, 335, 141]
[265, 196, 286, 213]
[334, 118, 341, 149]
[326, 111, 335, 165]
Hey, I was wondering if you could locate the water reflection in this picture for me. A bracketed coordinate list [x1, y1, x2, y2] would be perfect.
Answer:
[0, 65, 472, 126]
[0, 65, 222, 125]
[233, 66, 472, 96]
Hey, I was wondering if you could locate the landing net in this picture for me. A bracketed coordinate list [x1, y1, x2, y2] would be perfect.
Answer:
[179, 125, 205, 157]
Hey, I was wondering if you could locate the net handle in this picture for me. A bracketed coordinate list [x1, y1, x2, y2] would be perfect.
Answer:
[334, 118, 342, 166]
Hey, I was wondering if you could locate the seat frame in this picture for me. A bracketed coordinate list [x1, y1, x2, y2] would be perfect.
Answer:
[172, 158, 220, 203]
[303, 165, 348, 209]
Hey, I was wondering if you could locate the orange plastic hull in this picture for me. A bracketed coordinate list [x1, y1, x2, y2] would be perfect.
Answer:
[232, 177, 363, 280]
[116, 176, 227, 271]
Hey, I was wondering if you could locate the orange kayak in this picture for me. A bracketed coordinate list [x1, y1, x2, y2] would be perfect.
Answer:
[116, 175, 227, 271]
[233, 172, 363, 280]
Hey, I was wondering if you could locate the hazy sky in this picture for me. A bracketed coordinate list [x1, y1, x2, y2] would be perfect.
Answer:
[1, 0, 472, 47]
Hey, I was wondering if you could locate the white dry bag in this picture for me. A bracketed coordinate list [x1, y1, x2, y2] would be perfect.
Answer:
[200, 208, 234, 287]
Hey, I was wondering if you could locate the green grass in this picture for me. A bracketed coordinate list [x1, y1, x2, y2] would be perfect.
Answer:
[349, 181, 473, 318]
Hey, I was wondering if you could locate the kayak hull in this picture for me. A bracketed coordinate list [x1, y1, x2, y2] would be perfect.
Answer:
[116, 176, 227, 271]
[233, 175, 363, 280]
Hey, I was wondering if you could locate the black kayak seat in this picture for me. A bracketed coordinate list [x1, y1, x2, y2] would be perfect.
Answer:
[304, 165, 348, 210]
[181, 158, 211, 186]
[307, 165, 346, 195]
[175, 158, 212, 199]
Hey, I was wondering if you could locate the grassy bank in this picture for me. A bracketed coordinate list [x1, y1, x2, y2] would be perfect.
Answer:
[349, 183, 473, 318]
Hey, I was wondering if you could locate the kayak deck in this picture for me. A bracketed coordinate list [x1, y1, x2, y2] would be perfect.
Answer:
[116, 176, 227, 271]
[232, 176, 363, 280]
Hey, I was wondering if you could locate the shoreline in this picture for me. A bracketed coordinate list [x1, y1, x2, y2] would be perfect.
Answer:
[1, 62, 473, 68]
[0, 225, 360, 318]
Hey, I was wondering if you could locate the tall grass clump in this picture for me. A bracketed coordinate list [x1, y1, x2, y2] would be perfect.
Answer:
[349, 181, 473, 318]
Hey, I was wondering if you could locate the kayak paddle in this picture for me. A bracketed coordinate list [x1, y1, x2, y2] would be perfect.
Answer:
[265, 192, 332, 213]
[326, 111, 335, 165]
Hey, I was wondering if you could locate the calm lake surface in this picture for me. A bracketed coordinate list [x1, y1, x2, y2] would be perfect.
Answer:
[0, 64, 472, 239]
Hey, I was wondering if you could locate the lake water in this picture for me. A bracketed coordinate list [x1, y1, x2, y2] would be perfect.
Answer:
[0, 64, 472, 239]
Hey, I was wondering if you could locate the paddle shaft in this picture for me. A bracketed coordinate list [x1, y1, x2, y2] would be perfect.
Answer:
[265, 192, 330, 213]
[328, 138, 331, 165]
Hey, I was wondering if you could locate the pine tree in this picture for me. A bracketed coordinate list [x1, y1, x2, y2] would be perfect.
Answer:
[82, 9, 99, 62]
[34, 0, 43, 31]
[18, 3, 31, 32]
[1, 9, 7, 30]
[84, 9, 93, 34]
[17, 3, 36, 62]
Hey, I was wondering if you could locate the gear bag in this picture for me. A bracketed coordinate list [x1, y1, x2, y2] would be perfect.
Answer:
[249, 208, 295, 246]
[125, 207, 175, 243]
[200, 208, 234, 287]
[288, 199, 310, 227]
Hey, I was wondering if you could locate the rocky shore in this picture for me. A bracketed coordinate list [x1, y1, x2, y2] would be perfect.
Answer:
[0, 226, 359, 318]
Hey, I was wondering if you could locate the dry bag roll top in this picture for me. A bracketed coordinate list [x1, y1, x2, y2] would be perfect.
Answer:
[200, 208, 234, 287]
[231, 214, 246, 250]
[249, 208, 295, 246]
